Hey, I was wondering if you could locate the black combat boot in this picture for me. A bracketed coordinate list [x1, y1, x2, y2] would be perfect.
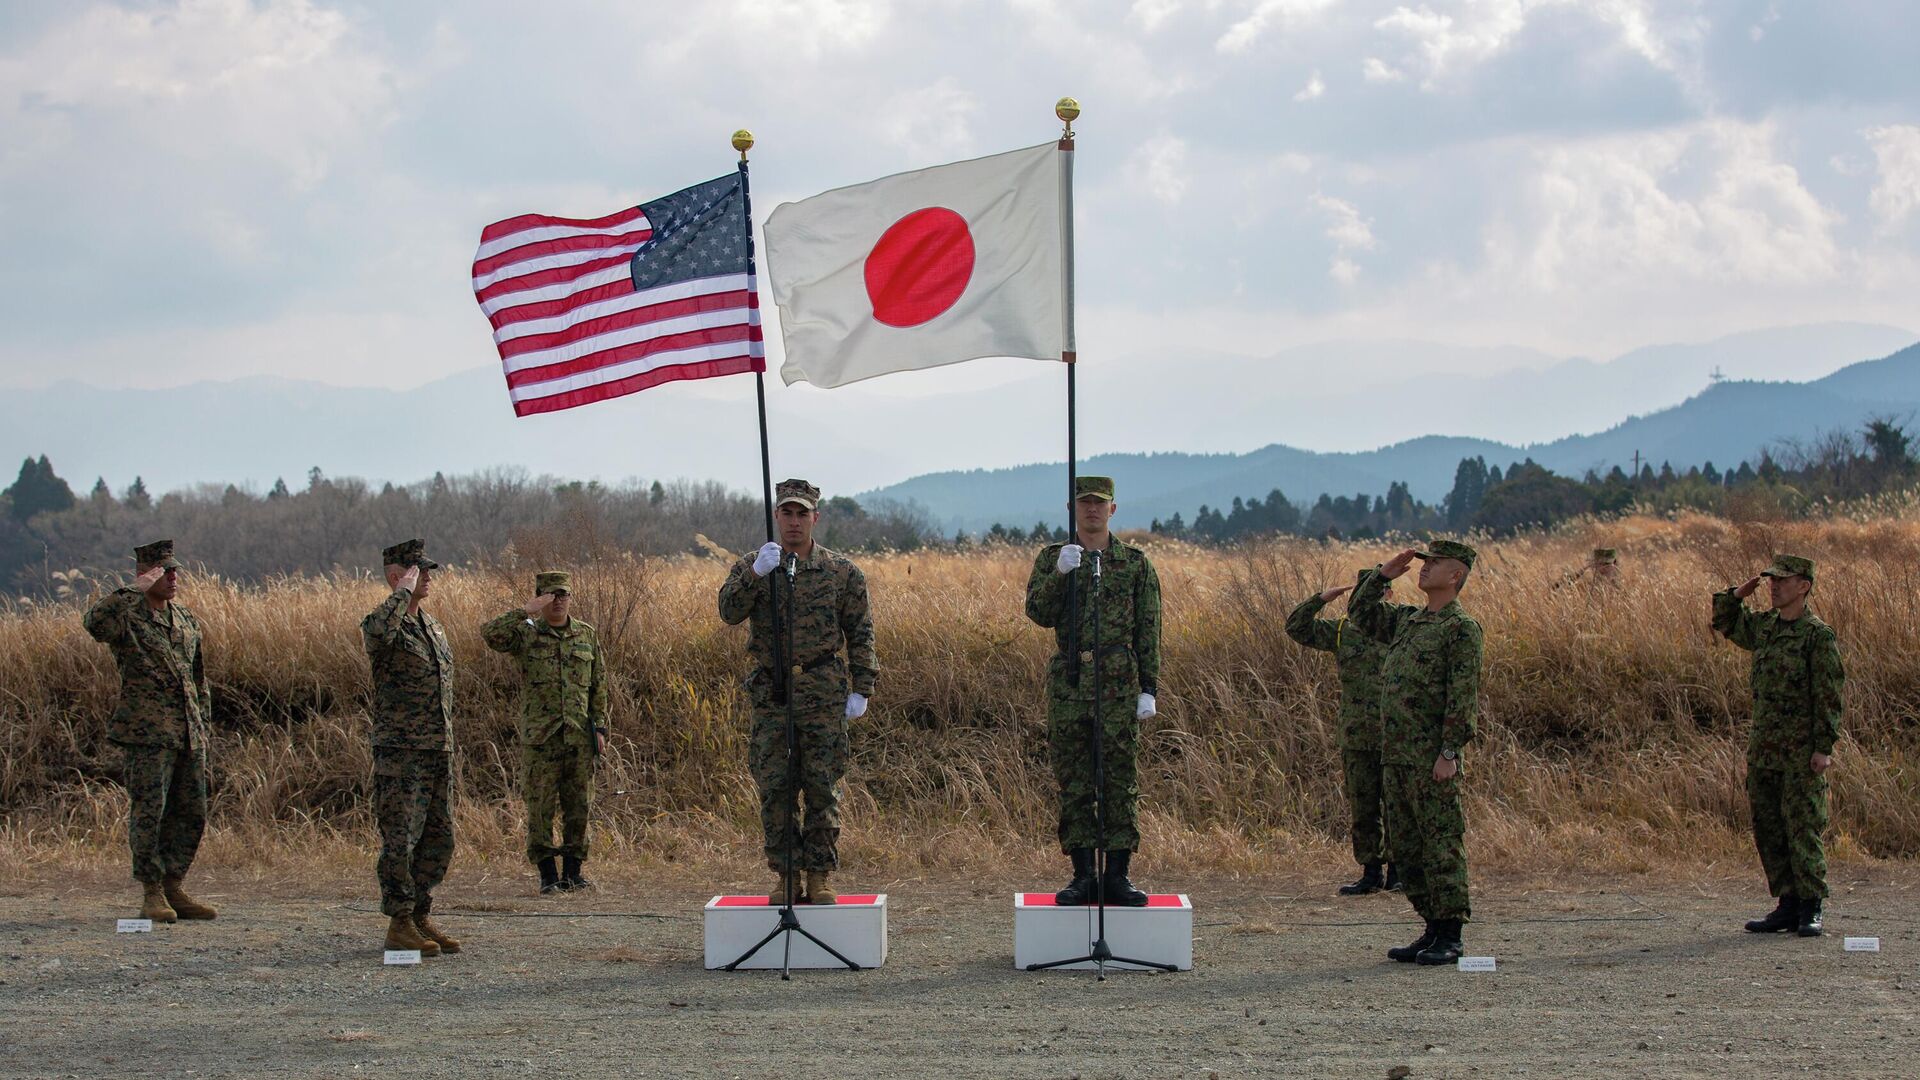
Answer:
[1796, 897, 1824, 937]
[1414, 919, 1464, 965]
[1384, 863, 1402, 891]
[1054, 848, 1097, 906]
[1339, 863, 1385, 896]
[1102, 849, 1150, 907]
[1744, 894, 1796, 933]
[1387, 920, 1436, 962]
[561, 856, 593, 890]
[537, 856, 561, 894]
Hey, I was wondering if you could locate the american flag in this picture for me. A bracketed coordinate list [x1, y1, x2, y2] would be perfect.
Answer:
[472, 173, 764, 417]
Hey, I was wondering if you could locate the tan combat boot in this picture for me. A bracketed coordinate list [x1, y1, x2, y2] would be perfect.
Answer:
[412, 913, 461, 954]
[162, 875, 217, 920]
[768, 872, 804, 905]
[806, 870, 837, 905]
[385, 914, 441, 957]
[140, 881, 177, 924]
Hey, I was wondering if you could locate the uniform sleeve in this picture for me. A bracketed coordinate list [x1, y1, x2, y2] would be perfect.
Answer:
[588, 628, 609, 733]
[1134, 555, 1162, 697]
[1347, 567, 1406, 644]
[1443, 617, 1484, 752]
[717, 557, 761, 626]
[1711, 588, 1761, 651]
[1284, 595, 1339, 652]
[191, 614, 212, 722]
[1024, 546, 1070, 628]
[1810, 626, 1844, 756]
[840, 564, 879, 697]
[360, 586, 413, 656]
[481, 608, 533, 654]
[82, 586, 144, 643]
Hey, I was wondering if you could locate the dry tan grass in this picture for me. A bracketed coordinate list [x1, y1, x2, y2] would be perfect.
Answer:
[2, 512, 1915, 885]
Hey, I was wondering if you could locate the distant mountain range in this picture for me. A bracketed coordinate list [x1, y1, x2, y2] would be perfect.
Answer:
[863, 341, 1920, 532]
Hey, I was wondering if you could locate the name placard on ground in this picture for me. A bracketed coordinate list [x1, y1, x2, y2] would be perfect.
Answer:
[703, 894, 888, 970]
[1457, 956, 1497, 971]
[1012, 892, 1194, 972]
[1844, 937, 1881, 952]
[115, 919, 153, 934]
[382, 949, 422, 965]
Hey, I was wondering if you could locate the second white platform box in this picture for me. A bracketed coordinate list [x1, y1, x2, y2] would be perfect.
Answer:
[703, 894, 888, 970]
[1013, 892, 1193, 971]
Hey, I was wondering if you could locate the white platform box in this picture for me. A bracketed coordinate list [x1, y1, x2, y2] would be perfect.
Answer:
[703, 894, 888, 970]
[1013, 892, 1193, 971]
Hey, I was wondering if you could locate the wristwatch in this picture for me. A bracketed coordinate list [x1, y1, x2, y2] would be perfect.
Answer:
[1439, 748, 1458, 761]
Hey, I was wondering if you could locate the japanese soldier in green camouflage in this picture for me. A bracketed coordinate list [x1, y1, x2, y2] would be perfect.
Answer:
[1025, 476, 1163, 907]
[717, 479, 878, 905]
[1349, 540, 1484, 966]
[1713, 554, 1845, 937]
[483, 570, 608, 894]
[82, 540, 218, 923]
[1287, 569, 1400, 896]
[361, 539, 461, 957]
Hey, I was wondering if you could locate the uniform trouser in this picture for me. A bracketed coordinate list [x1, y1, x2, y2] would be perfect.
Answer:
[373, 748, 454, 917]
[1383, 764, 1471, 923]
[523, 727, 594, 863]
[120, 742, 208, 884]
[1048, 695, 1141, 853]
[1747, 765, 1829, 901]
[1341, 746, 1386, 866]
[748, 704, 848, 873]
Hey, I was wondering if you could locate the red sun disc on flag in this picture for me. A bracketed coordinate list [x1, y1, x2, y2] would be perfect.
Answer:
[863, 207, 974, 328]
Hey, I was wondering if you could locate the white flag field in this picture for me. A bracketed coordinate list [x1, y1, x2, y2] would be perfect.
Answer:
[764, 142, 1068, 389]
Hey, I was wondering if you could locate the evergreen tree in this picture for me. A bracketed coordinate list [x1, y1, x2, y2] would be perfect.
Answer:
[4, 456, 77, 522]
[268, 477, 290, 500]
[124, 476, 152, 511]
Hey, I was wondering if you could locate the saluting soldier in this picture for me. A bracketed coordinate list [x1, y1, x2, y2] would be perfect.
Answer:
[717, 479, 878, 905]
[1712, 554, 1845, 937]
[361, 539, 461, 957]
[1349, 540, 1484, 966]
[1287, 569, 1400, 896]
[82, 540, 218, 923]
[483, 571, 608, 894]
[1025, 476, 1162, 907]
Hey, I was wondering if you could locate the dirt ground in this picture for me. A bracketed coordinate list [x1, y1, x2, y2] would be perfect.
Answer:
[1, 862, 1915, 1080]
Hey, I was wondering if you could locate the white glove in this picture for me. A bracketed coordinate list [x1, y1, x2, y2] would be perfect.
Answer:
[1136, 693, 1157, 720]
[1055, 544, 1084, 575]
[751, 541, 782, 577]
[845, 692, 868, 720]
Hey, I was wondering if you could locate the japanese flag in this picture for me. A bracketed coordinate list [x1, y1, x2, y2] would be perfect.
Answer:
[763, 143, 1067, 389]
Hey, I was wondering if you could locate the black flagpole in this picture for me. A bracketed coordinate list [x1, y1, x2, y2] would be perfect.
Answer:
[736, 131, 776, 544]
[1059, 104, 1078, 535]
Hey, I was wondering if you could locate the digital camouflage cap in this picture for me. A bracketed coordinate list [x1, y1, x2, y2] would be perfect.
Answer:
[1074, 476, 1115, 501]
[380, 538, 440, 570]
[1414, 539, 1478, 568]
[1760, 553, 1815, 582]
[1592, 547, 1618, 563]
[775, 478, 820, 510]
[133, 539, 180, 569]
[534, 570, 572, 596]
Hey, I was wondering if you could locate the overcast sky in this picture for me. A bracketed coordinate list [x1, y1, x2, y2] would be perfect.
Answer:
[2, 0, 1916, 402]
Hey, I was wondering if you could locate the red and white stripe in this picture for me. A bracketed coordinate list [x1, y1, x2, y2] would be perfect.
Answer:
[473, 206, 763, 417]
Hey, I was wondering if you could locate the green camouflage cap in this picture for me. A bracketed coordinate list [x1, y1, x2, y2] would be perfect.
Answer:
[1414, 539, 1478, 569]
[534, 570, 572, 596]
[1592, 548, 1618, 563]
[133, 539, 180, 570]
[1074, 475, 1115, 501]
[1760, 553, 1815, 582]
[380, 538, 440, 570]
[775, 478, 820, 510]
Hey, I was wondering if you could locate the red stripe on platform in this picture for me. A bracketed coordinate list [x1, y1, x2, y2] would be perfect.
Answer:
[1019, 893, 1185, 908]
[713, 894, 881, 907]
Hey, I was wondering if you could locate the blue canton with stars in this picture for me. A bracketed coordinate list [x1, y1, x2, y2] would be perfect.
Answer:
[629, 173, 750, 292]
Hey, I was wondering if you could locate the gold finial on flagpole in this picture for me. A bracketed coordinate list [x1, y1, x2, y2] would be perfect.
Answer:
[1055, 97, 1080, 141]
[732, 129, 755, 162]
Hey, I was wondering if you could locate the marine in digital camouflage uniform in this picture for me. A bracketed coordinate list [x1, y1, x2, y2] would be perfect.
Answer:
[1712, 553, 1845, 937]
[1348, 539, 1484, 966]
[717, 479, 878, 904]
[1555, 547, 1621, 591]
[1286, 568, 1400, 895]
[482, 570, 608, 894]
[1024, 476, 1162, 908]
[82, 539, 218, 923]
[361, 539, 460, 956]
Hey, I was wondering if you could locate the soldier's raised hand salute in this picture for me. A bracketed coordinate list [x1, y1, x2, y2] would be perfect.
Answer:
[396, 565, 421, 593]
[523, 592, 557, 619]
[1734, 574, 1762, 599]
[1379, 548, 1420, 579]
[1317, 584, 1354, 603]
[134, 565, 168, 593]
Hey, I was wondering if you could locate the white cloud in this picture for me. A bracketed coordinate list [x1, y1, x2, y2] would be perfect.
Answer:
[1866, 125, 1920, 232]
[1314, 193, 1375, 283]
[1370, 0, 1701, 92]
[1129, 0, 1185, 32]
[1294, 70, 1326, 101]
[879, 78, 978, 162]
[1128, 134, 1190, 204]
[1362, 56, 1404, 81]
[1216, 0, 1339, 54]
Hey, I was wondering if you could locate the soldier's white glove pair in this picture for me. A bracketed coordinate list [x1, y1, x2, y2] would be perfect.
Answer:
[845, 692, 868, 720]
[1055, 543, 1084, 575]
[751, 541, 783, 578]
[1136, 693, 1156, 720]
